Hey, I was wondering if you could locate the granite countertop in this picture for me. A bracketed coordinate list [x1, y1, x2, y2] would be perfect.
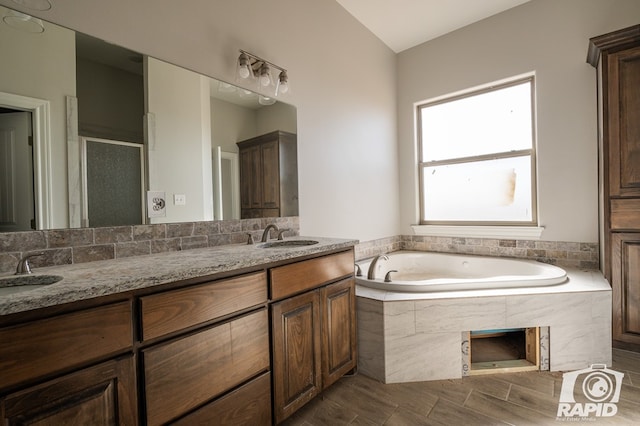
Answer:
[0, 237, 358, 316]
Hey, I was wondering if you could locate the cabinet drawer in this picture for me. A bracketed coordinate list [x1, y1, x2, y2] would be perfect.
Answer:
[173, 372, 271, 426]
[270, 250, 354, 300]
[0, 301, 132, 390]
[611, 198, 640, 230]
[142, 308, 270, 425]
[140, 271, 267, 341]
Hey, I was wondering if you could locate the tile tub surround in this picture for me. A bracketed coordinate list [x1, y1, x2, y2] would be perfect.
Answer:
[355, 235, 599, 270]
[0, 217, 299, 274]
[356, 268, 611, 383]
[0, 236, 357, 316]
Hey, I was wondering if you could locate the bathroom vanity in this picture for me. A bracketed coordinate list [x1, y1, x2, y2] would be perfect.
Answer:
[0, 237, 357, 425]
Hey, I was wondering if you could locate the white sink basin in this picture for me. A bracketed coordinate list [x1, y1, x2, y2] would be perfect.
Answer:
[0, 274, 63, 297]
[259, 240, 319, 248]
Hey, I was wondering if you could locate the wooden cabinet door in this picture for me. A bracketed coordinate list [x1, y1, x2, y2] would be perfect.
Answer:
[1, 355, 137, 425]
[321, 278, 357, 389]
[612, 233, 640, 349]
[239, 145, 262, 209]
[260, 140, 280, 209]
[607, 46, 640, 198]
[271, 290, 321, 424]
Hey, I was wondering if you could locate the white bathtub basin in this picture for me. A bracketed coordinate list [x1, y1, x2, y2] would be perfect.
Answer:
[356, 251, 567, 292]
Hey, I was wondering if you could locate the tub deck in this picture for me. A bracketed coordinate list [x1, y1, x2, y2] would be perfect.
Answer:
[356, 266, 611, 383]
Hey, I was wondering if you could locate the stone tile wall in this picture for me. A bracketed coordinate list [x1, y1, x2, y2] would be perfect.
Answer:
[358, 290, 611, 383]
[0, 217, 299, 274]
[1, 223, 599, 275]
[356, 235, 599, 270]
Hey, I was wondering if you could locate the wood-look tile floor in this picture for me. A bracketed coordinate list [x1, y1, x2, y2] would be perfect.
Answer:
[283, 349, 640, 425]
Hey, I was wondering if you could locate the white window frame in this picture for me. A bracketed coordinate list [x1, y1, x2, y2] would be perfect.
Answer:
[416, 76, 539, 232]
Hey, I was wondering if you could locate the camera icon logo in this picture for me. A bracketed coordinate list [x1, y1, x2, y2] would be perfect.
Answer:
[557, 364, 624, 418]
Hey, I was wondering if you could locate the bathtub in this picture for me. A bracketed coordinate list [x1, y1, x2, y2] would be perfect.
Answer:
[355, 251, 567, 292]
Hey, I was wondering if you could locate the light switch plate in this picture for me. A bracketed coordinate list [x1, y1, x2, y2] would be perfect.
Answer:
[174, 194, 186, 205]
[147, 191, 166, 217]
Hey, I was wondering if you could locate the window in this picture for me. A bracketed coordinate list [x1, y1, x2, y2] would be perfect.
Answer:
[417, 77, 536, 225]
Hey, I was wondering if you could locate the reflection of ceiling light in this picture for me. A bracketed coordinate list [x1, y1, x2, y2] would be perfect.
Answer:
[236, 50, 289, 97]
[238, 88, 255, 98]
[217, 81, 237, 93]
[2, 10, 44, 33]
[258, 96, 276, 106]
[258, 63, 271, 87]
[237, 52, 252, 79]
[276, 70, 289, 95]
[11, 0, 52, 11]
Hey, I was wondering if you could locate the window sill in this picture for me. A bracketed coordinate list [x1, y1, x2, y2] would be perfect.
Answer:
[411, 225, 545, 240]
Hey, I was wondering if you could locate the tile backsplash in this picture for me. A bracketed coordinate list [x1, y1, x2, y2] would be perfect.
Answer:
[0, 221, 600, 275]
[355, 235, 599, 270]
[0, 217, 299, 274]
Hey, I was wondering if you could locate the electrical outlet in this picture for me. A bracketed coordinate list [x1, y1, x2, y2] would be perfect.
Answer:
[174, 194, 186, 205]
[147, 191, 166, 218]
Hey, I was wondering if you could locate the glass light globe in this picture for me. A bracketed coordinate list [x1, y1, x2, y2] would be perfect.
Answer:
[238, 65, 250, 79]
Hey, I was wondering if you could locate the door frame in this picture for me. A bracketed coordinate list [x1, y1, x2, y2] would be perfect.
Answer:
[80, 136, 146, 227]
[212, 146, 240, 220]
[0, 92, 52, 230]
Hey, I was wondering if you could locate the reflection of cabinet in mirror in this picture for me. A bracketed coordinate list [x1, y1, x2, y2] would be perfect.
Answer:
[237, 131, 298, 219]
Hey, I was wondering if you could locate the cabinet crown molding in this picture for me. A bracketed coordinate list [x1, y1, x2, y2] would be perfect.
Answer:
[587, 24, 640, 67]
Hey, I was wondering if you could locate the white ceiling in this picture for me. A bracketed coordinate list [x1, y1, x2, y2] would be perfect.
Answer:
[335, 0, 531, 53]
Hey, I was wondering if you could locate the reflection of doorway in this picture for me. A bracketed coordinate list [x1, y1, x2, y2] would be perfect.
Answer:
[212, 146, 239, 220]
[0, 91, 52, 230]
[0, 110, 34, 231]
[81, 137, 145, 227]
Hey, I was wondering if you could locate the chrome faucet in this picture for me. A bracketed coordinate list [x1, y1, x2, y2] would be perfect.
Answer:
[15, 253, 44, 275]
[277, 228, 290, 240]
[261, 224, 279, 242]
[367, 254, 389, 280]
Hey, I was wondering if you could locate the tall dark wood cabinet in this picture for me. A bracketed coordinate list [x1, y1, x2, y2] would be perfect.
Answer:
[588, 25, 640, 351]
[237, 131, 298, 219]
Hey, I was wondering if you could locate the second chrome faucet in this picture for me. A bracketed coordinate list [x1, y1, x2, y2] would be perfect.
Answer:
[367, 254, 389, 280]
[260, 224, 290, 243]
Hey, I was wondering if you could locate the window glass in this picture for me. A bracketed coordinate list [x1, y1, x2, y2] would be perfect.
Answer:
[417, 77, 536, 224]
[422, 155, 532, 222]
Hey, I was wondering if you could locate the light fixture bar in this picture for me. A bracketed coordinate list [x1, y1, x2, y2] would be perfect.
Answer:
[239, 49, 287, 75]
[237, 49, 290, 96]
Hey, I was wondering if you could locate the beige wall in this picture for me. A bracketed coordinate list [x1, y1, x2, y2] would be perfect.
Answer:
[209, 98, 295, 153]
[146, 57, 213, 223]
[0, 5, 75, 228]
[9, 0, 624, 243]
[210, 98, 257, 153]
[397, 0, 640, 243]
[7, 0, 399, 241]
[255, 102, 297, 136]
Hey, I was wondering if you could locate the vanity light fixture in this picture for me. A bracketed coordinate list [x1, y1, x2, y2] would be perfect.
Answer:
[2, 10, 44, 33]
[236, 50, 289, 96]
[276, 70, 289, 95]
[11, 0, 52, 11]
[258, 95, 276, 106]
